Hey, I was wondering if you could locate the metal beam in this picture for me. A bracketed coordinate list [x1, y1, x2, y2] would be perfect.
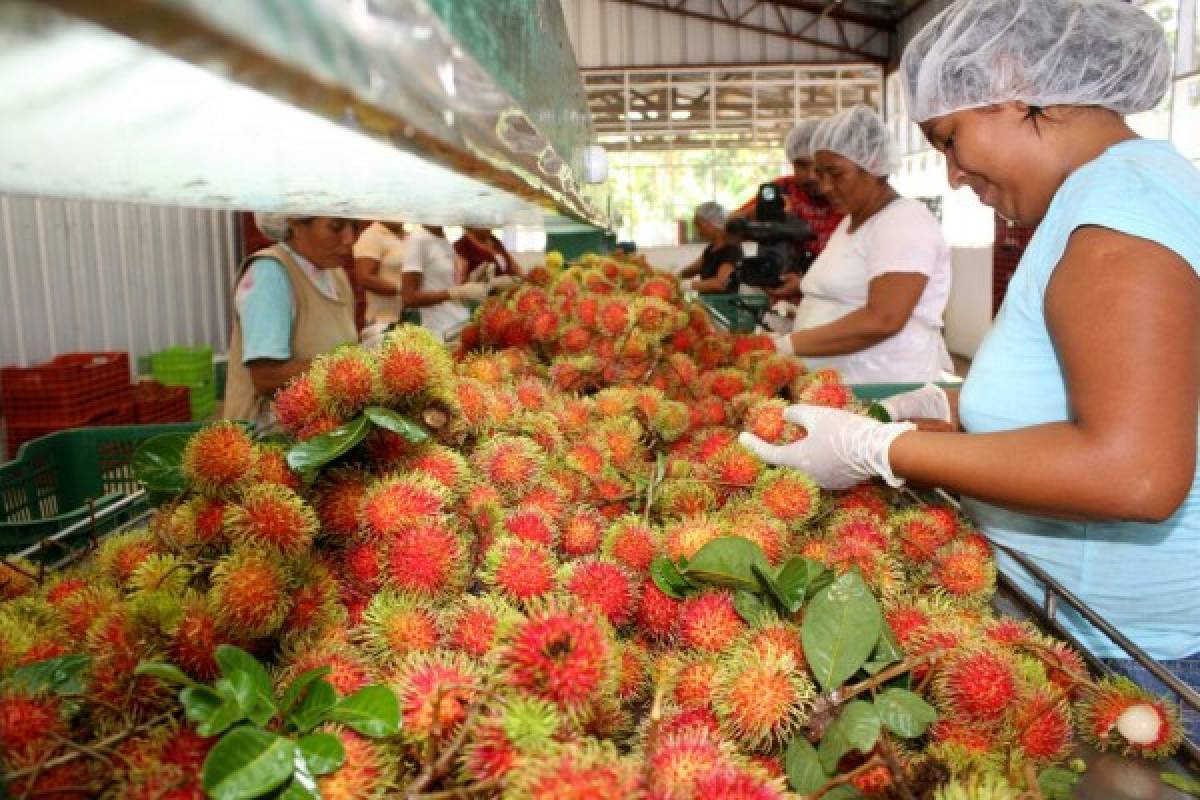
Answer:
[765, 0, 892, 30]
[606, 0, 886, 62]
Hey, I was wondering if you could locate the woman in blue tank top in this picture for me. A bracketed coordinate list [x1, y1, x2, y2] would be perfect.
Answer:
[739, 0, 1200, 739]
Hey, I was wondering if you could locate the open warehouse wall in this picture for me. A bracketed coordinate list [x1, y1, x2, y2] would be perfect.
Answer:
[0, 195, 238, 371]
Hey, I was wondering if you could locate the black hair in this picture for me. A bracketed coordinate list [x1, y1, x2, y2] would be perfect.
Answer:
[1024, 105, 1047, 136]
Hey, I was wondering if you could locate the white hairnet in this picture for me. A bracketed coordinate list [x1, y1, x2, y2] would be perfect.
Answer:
[901, 0, 1171, 123]
[254, 212, 291, 241]
[784, 119, 822, 162]
[810, 106, 897, 177]
[694, 202, 728, 228]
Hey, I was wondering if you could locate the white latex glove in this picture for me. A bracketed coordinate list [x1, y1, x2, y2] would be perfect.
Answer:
[880, 384, 951, 423]
[466, 262, 495, 284]
[738, 404, 916, 489]
[448, 282, 488, 302]
[489, 275, 518, 291]
[773, 333, 795, 356]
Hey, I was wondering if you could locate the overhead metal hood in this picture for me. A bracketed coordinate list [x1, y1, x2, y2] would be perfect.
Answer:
[0, 0, 605, 227]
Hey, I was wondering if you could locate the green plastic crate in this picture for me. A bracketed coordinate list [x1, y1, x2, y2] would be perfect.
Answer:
[700, 293, 770, 333]
[151, 346, 214, 387]
[188, 383, 217, 420]
[0, 423, 203, 558]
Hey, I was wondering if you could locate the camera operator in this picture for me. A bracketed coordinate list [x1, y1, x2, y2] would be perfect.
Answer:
[774, 106, 953, 383]
[678, 202, 743, 294]
[732, 119, 844, 301]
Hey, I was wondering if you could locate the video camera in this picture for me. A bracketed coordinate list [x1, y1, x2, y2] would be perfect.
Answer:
[725, 183, 813, 289]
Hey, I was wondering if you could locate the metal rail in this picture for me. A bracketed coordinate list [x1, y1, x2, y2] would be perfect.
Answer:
[934, 489, 1200, 765]
[12, 489, 152, 569]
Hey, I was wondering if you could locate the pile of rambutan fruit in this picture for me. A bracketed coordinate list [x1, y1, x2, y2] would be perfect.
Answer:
[0, 253, 1189, 800]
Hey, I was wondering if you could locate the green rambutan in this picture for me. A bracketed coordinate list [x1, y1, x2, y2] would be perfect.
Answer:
[360, 472, 448, 538]
[500, 598, 618, 720]
[750, 469, 821, 531]
[678, 591, 746, 653]
[935, 648, 1018, 723]
[389, 650, 481, 745]
[311, 347, 378, 415]
[57, 585, 120, 639]
[224, 484, 318, 557]
[596, 418, 645, 469]
[481, 538, 558, 606]
[602, 516, 660, 575]
[359, 589, 442, 663]
[931, 772, 1022, 800]
[926, 716, 1004, 774]
[1078, 676, 1184, 758]
[273, 373, 320, 435]
[129, 552, 191, 598]
[713, 644, 813, 750]
[472, 435, 547, 500]
[95, 527, 160, 587]
[441, 594, 522, 658]
[559, 558, 640, 627]
[386, 517, 470, 598]
[461, 694, 563, 783]
[182, 421, 256, 495]
[207, 548, 292, 638]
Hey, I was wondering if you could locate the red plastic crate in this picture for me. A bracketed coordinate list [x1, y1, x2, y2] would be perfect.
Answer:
[5, 402, 134, 459]
[132, 381, 191, 424]
[1, 352, 132, 423]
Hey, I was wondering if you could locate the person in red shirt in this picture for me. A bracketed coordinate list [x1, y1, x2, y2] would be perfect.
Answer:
[453, 226, 520, 282]
[733, 119, 844, 301]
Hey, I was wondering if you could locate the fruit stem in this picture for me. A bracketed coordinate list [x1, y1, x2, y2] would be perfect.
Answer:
[807, 756, 887, 799]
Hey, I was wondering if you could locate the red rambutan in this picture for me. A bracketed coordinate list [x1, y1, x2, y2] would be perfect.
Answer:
[224, 484, 317, 557]
[182, 421, 256, 494]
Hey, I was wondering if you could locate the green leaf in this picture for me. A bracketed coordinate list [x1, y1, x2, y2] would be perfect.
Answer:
[775, 557, 825, 613]
[802, 571, 882, 693]
[733, 589, 770, 624]
[863, 625, 904, 675]
[131, 433, 191, 494]
[134, 661, 200, 689]
[216, 646, 276, 722]
[823, 786, 864, 800]
[328, 685, 401, 738]
[866, 402, 892, 423]
[784, 736, 827, 793]
[364, 407, 430, 443]
[1161, 772, 1200, 797]
[279, 667, 333, 715]
[186, 686, 246, 737]
[874, 688, 937, 738]
[6, 654, 91, 695]
[681, 536, 771, 592]
[202, 727, 296, 800]
[287, 679, 337, 734]
[1038, 767, 1082, 800]
[650, 556, 692, 600]
[296, 733, 346, 776]
[286, 416, 370, 476]
[284, 746, 320, 799]
[276, 779, 318, 800]
[818, 700, 881, 774]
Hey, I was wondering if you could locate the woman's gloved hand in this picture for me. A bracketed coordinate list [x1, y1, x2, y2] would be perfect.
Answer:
[466, 262, 496, 283]
[448, 282, 489, 302]
[738, 404, 916, 489]
[880, 383, 951, 423]
[773, 334, 795, 356]
[489, 275, 518, 291]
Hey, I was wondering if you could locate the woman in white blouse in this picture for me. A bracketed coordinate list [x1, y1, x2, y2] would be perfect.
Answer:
[775, 105, 954, 383]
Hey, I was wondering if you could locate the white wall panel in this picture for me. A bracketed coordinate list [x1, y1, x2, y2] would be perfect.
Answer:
[0, 194, 238, 371]
[561, 0, 879, 68]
